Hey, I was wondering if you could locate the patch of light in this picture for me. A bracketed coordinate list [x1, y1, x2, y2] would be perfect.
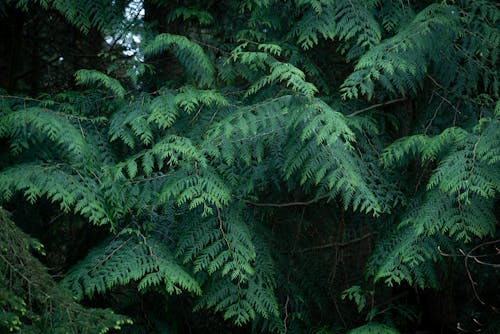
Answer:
[124, 0, 144, 21]
[104, 0, 144, 62]
[123, 49, 135, 56]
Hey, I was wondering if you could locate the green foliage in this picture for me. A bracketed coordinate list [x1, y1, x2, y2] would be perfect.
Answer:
[176, 208, 279, 325]
[233, 48, 319, 98]
[61, 235, 201, 299]
[292, 0, 381, 59]
[0, 163, 113, 225]
[166, 7, 214, 26]
[341, 3, 460, 99]
[6, 0, 127, 33]
[143, 34, 215, 87]
[0, 0, 499, 332]
[0, 209, 130, 333]
[75, 70, 126, 98]
[366, 223, 441, 288]
[347, 322, 400, 334]
[341, 286, 368, 313]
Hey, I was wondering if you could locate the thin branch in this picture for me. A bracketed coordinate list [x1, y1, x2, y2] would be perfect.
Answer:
[0, 94, 62, 105]
[90, 236, 132, 271]
[127, 173, 173, 185]
[440, 240, 500, 308]
[427, 74, 445, 90]
[347, 97, 407, 117]
[296, 232, 376, 253]
[464, 239, 500, 306]
[283, 295, 289, 334]
[191, 37, 231, 55]
[424, 98, 444, 134]
[235, 193, 330, 208]
[472, 257, 500, 267]
[216, 207, 231, 250]
[333, 296, 347, 328]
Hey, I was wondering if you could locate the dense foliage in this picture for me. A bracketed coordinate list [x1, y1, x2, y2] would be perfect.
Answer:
[0, 0, 499, 333]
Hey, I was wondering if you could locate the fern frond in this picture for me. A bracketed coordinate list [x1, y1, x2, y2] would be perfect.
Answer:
[284, 99, 381, 214]
[341, 3, 460, 99]
[246, 61, 318, 98]
[176, 208, 255, 282]
[332, 0, 381, 60]
[367, 224, 440, 288]
[348, 322, 400, 334]
[183, 210, 278, 326]
[427, 140, 499, 203]
[114, 134, 206, 179]
[0, 163, 113, 226]
[159, 167, 231, 215]
[143, 33, 215, 87]
[61, 236, 201, 300]
[166, 7, 214, 25]
[381, 124, 499, 204]
[291, 0, 381, 59]
[75, 69, 126, 98]
[401, 190, 495, 242]
[148, 93, 178, 130]
[0, 107, 91, 161]
[174, 85, 229, 113]
[380, 127, 468, 167]
[230, 46, 318, 98]
[290, 1, 336, 50]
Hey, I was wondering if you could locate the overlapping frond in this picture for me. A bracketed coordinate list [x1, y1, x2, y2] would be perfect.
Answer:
[143, 33, 215, 87]
[61, 235, 201, 300]
[341, 4, 460, 99]
[1, 0, 499, 332]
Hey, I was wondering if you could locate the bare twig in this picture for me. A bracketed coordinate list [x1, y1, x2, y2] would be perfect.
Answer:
[235, 193, 330, 208]
[283, 295, 289, 334]
[216, 207, 231, 250]
[347, 97, 406, 117]
[296, 232, 376, 253]
[464, 239, 500, 305]
[0, 94, 61, 105]
[191, 37, 231, 55]
[90, 236, 132, 271]
[440, 240, 500, 307]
